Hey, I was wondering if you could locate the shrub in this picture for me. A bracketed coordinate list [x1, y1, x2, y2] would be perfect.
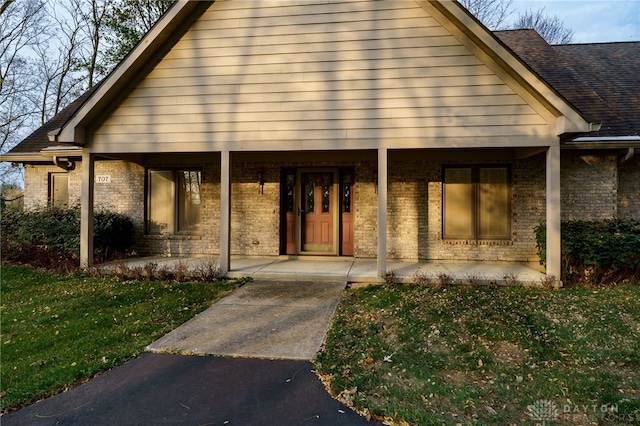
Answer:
[1, 205, 134, 269]
[93, 210, 135, 259]
[535, 218, 640, 285]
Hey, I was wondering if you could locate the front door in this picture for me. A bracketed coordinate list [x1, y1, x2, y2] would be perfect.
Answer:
[300, 170, 337, 254]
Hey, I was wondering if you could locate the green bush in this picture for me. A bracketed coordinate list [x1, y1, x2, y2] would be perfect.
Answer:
[94, 210, 135, 257]
[1, 205, 134, 269]
[535, 218, 640, 285]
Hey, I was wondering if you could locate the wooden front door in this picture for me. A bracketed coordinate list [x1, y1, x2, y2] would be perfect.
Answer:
[300, 170, 337, 254]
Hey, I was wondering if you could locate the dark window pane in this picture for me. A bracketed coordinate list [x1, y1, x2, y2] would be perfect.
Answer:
[178, 170, 201, 232]
[148, 170, 174, 234]
[478, 167, 508, 238]
[286, 174, 295, 212]
[306, 174, 315, 213]
[342, 174, 352, 213]
[322, 173, 331, 213]
[443, 168, 473, 239]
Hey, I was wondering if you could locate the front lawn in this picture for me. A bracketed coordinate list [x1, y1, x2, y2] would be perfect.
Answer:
[0, 263, 240, 412]
[316, 284, 640, 425]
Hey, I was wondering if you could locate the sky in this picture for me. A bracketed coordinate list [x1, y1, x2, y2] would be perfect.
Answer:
[511, 0, 640, 43]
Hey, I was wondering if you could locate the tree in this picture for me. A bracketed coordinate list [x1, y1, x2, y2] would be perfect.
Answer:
[458, 0, 574, 45]
[105, 0, 174, 69]
[458, 0, 516, 29]
[1, 0, 175, 189]
[74, 0, 110, 88]
[512, 8, 574, 45]
[33, 1, 86, 124]
[0, 0, 48, 186]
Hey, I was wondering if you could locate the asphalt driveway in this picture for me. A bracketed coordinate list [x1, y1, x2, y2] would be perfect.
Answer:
[3, 353, 378, 425]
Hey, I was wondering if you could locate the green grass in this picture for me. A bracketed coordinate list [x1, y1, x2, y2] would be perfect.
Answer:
[0, 263, 240, 412]
[316, 284, 640, 425]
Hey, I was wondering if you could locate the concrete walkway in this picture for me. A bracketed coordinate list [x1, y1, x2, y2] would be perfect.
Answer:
[109, 255, 546, 285]
[147, 280, 346, 360]
[130, 256, 544, 359]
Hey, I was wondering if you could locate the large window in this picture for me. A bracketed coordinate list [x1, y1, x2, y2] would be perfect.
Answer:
[443, 166, 510, 240]
[147, 169, 201, 234]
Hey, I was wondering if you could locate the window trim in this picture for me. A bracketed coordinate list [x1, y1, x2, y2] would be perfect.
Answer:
[145, 168, 202, 235]
[442, 164, 512, 241]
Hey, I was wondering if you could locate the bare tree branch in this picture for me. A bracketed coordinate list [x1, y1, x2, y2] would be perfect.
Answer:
[512, 8, 574, 44]
[458, 0, 515, 29]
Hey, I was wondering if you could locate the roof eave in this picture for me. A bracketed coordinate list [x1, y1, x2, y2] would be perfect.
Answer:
[0, 152, 54, 163]
[564, 136, 640, 149]
[0, 146, 83, 164]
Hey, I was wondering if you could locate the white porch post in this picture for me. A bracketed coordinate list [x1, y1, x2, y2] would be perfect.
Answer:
[80, 150, 94, 268]
[220, 150, 231, 275]
[546, 145, 562, 285]
[377, 148, 388, 277]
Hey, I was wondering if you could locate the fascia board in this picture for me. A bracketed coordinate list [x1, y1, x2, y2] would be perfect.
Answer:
[418, 0, 593, 135]
[57, 0, 212, 144]
[41, 146, 84, 157]
[0, 152, 54, 163]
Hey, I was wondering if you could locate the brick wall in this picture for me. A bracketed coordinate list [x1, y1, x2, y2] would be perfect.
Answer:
[21, 149, 636, 262]
[354, 161, 378, 258]
[618, 155, 640, 218]
[231, 162, 280, 256]
[23, 164, 59, 209]
[387, 155, 545, 262]
[560, 152, 617, 220]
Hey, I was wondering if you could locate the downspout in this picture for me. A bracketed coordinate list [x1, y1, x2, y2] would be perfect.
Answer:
[619, 147, 635, 166]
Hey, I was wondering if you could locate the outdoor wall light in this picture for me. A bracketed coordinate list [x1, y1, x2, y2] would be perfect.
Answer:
[256, 165, 266, 194]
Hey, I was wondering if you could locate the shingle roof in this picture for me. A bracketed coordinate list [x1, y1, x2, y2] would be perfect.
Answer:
[553, 42, 640, 137]
[496, 29, 639, 138]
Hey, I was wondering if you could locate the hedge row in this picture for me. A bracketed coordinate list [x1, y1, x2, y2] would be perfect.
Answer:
[1, 205, 133, 269]
[535, 219, 640, 285]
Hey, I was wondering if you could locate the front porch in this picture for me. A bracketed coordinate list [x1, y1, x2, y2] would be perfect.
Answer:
[103, 256, 547, 286]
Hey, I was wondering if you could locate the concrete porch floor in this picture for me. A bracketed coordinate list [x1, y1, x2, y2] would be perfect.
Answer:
[103, 256, 547, 285]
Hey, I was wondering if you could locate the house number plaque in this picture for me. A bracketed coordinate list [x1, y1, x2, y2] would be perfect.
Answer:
[95, 175, 111, 183]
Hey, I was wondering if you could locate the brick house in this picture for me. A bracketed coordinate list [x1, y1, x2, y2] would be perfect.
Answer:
[3, 0, 638, 280]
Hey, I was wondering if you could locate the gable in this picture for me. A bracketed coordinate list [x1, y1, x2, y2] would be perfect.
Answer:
[85, 0, 588, 153]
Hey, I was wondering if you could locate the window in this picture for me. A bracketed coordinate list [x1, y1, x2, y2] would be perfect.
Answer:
[49, 173, 69, 208]
[147, 169, 201, 234]
[443, 166, 510, 240]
